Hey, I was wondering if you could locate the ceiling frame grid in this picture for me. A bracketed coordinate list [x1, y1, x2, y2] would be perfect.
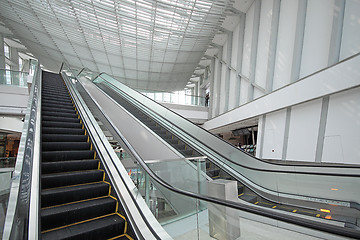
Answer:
[0, 0, 234, 91]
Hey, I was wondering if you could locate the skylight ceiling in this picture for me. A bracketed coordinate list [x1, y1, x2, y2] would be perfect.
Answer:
[0, 0, 233, 91]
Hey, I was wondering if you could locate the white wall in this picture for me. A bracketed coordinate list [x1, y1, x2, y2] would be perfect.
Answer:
[0, 85, 29, 115]
[272, 0, 299, 90]
[322, 87, 360, 164]
[241, 2, 255, 79]
[207, 0, 360, 164]
[262, 109, 286, 159]
[286, 99, 322, 161]
[0, 116, 24, 132]
[340, 0, 360, 60]
[254, 0, 273, 92]
[299, 0, 335, 78]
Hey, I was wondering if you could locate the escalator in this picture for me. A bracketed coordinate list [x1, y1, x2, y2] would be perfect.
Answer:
[94, 83, 338, 221]
[82, 76, 360, 230]
[40, 72, 133, 240]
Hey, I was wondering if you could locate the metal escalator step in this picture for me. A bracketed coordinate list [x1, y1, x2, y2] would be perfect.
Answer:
[41, 214, 125, 240]
[180, 149, 194, 157]
[42, 150, 94, 162]
[42, 134, 87, 142]
[42, 121, 82, 129]
[110, 234, 133, 240]
[42, 127, 85, 135]
[42, 111, 78, 119]
[42, 107, 76, 114]
[174, 143, 186, 150]
[206, 169, 220, 177]
[238, 184, 244, 194]
[42, 170, 104, 189]
[42, 92, 69, 98]
[41, 197, 117, 231]
[41, 182, 109, 208]
[42, 103, 75, 111]
[42, 116, 80, 123]
[41, 86, 70, 96]
[42, 142, 91, 151]
[42, 99, 74, 107]
[42, 159, 99, 174]
[42, 95, 72, 102]
[42, 89, 68, 95]
[240, 193, 257, 204]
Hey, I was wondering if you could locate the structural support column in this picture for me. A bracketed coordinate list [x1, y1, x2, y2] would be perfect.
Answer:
[315, 96, 330, 162]
[0, 34, 5, 70]
[247, 0, 261, 102]
[209, 58, 216, 118]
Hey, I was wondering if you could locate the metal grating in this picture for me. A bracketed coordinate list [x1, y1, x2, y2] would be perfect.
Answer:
[0, 0, 233, 91]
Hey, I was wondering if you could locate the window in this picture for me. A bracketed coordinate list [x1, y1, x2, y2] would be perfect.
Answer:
[4, 43, 10, 59]
[19, 57, 23, 71]
[5, 64, 11, 84]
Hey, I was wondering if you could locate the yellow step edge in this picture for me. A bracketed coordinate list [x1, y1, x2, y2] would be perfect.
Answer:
[41, 195, 109, 210]
[41, 213, 117, 234]
[43, 168, 102, 176]
[108, 233, 134, 240]
[42, 180, 108, 191]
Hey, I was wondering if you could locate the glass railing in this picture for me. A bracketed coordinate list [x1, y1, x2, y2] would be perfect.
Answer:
[2, 62, 41, 239]
[0, 69, 29, 87]
[139, 89, 206, 107]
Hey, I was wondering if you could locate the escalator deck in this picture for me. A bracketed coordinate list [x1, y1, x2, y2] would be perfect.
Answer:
[40, 72, 133, 240]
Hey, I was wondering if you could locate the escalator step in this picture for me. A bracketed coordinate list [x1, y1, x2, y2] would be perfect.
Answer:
[42, 127, 85, 135]
[173, 143, 186, 150]
[207, 169, 220, 178]
[111, 235, 133, 240]
[41, 197, 117, 231]
[42, 116, 80, 123]
[42, 111, 78, 119]
[42, 142, 91, 151]
[42, 92, 69, 98]
[42, 107, 76, 114]
[42, 89, 69, 94]
[42, 134, 87, 142]
[41, 214, 125, 240]
[42, 89, 68, 95]
[42, 150, 94, 162]
[42, 159, 99, 174]
[42, 96, 73, 103]
[42, 121, 82, 129]
[41, 182, 109, 208]
[240, 194, 257, 204]
[42, 170, 104, 189]
[180, 149, 195, 157]
[238, 184, 244, 194]
[42, 99, 74, 107]
[42, 103, 75, 111]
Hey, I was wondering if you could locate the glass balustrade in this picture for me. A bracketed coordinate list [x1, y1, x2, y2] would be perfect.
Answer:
[0, 69, 29, 87]
[140, 89, 206, 107]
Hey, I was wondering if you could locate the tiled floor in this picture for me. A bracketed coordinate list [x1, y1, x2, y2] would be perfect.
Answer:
[0, 191, 10, 237]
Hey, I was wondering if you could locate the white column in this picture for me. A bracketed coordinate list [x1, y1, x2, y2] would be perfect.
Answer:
[300, 0, 337, 78]
[0, 34, 5, 69]
[10, 47, 19, 70]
